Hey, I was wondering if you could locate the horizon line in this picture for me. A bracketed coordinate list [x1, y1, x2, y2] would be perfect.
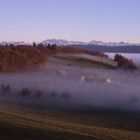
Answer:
[0, 38, 140, 44]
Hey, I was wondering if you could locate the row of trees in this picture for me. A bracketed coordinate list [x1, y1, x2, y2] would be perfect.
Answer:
[0, 84, 71, 100]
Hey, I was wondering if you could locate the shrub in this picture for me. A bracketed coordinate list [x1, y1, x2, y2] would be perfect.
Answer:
[49, 91, 57, 99]
[114, 54, 137, 70]
[0, 84, 11, 95]
[19, 87, 31, 98]
[34, 90, 43, 98]
[60, 92, 71, 100]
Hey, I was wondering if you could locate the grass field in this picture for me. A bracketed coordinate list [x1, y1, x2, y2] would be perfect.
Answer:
[54, 54, 118, 68]
[0, 102, 139, 140]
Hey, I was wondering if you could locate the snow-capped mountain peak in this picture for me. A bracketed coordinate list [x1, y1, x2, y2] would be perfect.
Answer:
[0, 41, 25, 46]
[41, 39, 86, 46]
[0, 39, 140, 47]
[41, 39, 140, 46]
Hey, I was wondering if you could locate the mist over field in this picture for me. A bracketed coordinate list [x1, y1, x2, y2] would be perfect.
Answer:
[0, 57, 140, 111]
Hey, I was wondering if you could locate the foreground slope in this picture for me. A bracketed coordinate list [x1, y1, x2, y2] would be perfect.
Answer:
[0, 104, 140, 140]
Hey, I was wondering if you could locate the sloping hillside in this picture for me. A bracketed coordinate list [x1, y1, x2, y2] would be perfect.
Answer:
[0, 45, 56, 72]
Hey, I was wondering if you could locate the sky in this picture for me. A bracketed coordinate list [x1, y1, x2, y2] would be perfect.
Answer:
[0, 0, 140, 43]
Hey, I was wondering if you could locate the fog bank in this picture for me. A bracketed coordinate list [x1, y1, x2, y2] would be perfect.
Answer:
[0, 57, 140, 111]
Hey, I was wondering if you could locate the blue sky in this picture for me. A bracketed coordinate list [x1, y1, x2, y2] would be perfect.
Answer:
[0, 0, 140, 42]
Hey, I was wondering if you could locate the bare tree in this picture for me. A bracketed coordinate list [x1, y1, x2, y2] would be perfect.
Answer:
[34, 90, 43, 98]
[19, 87, 31, 98]
[49, 91, 57, 99]
[0, 84, 11, 95]
[60, 92, 71, 100]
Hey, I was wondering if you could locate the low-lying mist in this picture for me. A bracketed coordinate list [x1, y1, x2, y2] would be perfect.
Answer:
[0, 58, 140, 111]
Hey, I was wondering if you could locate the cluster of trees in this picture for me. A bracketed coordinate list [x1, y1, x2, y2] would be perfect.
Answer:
[0, 42, 138, 72]
[0, 43, 58, 72]
[0, 43, 109, 72]
[114, 54, 137, 70]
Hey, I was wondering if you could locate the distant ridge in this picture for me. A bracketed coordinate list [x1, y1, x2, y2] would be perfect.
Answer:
[0, 39, 140, 47]
[0, 41, 25, 46]
[1, 39, 140, 53]
[41, 39, 140, 47]
[41, 39, 140, 53]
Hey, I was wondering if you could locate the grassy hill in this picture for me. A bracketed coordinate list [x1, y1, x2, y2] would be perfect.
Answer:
[0, 104, 139, 140]
[0, 44, 108, 72]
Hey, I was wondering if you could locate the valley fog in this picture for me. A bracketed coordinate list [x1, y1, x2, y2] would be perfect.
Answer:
[0, 57, 140, 111]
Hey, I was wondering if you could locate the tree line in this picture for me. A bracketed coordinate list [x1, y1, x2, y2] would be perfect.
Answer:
[0, 43, 58, 72]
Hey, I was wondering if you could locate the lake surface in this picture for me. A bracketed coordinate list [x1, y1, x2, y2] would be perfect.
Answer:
[106, 53, 140, 65]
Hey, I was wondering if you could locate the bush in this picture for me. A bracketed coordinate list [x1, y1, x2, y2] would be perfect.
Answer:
[49, 91, 57, 99]
[19, 87, 31, 98]
[60, 92, 71, 100]
[0, 84, 11, 95]
[114, 54, 137, 70]
[34, 90, 43, 98]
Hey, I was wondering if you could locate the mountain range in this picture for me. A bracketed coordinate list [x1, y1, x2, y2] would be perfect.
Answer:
[0, 41, 25, 46]
[1, 39, 140, 47]
[41, 39, 140, 47]
[41, 39, 140, 53]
